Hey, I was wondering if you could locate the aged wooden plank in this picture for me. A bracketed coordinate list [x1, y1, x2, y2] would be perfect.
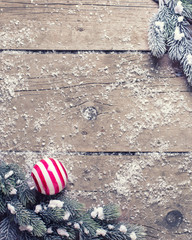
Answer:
[1, 51, 192, 152]
[2, 151, 192, 240]
[0, 0, 157, 50]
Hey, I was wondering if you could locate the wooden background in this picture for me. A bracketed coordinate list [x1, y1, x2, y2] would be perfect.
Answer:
[1, 0, 192, 239]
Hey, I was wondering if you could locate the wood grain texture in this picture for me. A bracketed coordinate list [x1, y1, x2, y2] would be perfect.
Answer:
[0, 0, 157, 50]
[1, 52, 192, 152]
[1, 1, 192, 239]
[2, 151, 192, 240]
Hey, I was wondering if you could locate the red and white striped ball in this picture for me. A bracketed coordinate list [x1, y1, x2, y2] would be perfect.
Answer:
[31, 158, 68, 195]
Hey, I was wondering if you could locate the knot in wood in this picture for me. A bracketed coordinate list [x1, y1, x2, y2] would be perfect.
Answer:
[165, 210, 183, 228]
[82, 107, 98, 120]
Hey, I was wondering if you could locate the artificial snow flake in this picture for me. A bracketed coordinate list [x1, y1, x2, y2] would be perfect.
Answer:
[35, 204, 43, 213]
[10, 188, 17, 195]
[4, 170, 14, 179]
[108, 224, 115, 229]
[84, 227, 89, 234]
[47, 227, 53, 234]
[178, 16, 184, 22]
[119, 224, 127, 233]
[155, 21, 164, 32]
[187, 54, 192, 65]
[74, 223, 80, 229]
[57, 228, 69, 237]
[19, 226, 26, 231]
[91, 207, 105, 220]
[174, 0, 183, 14]
[174, 27, 184, 41]
[7, 203, 16, 214]
[48, 200, 64, 208]
[63, 211, 71, 220]
[96, 228, 107, 236]
[130, 231, 137, 240]
[19, 225, 33, 232]
[91, 208, 97, 218]
[97, 207, 104, 220]
[16, 179, 22, 184]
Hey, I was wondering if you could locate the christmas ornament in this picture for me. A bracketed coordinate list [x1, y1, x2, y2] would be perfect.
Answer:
[0, 161, 147, 240]
[31, 157, 68, 195]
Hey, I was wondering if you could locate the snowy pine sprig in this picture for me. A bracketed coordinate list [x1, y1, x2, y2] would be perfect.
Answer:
[0, 161, 146, 240]
[149, 0, 192, 85]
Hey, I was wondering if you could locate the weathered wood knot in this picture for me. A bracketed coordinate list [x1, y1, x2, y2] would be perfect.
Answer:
[165, 210, 183, 228]
[82, 107, 98, 120]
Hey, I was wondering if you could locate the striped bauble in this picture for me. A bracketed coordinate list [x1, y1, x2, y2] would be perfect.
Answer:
[31, 158, 68, 195]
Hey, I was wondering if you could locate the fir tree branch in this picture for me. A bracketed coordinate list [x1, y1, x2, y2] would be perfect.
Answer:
[20, 232, 40, 240]
[90, 205, 121, 223]
[182, 51, 192, 84]
[78, 212, 100, 237]
[0, 192, 6, 216]
[149, 0, 192, 86]
[39, 205, 67, 224]
[148, 13, 166, 57]
[0, 162, 146, 240]
[8, 200, 47, 237]
[18, 184, 37, 208]
[62, 197, 84, 218]
[45, 236, 62, 240]
[0, 217, 19, 240]
[181, 0, 192, 20]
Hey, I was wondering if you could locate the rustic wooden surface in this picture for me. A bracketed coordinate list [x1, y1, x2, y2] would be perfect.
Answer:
[1, 0, 192, 239]
[0, 0, 157, 50]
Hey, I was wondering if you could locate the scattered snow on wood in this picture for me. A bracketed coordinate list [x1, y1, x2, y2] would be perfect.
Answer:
[1, 50, 192, 239]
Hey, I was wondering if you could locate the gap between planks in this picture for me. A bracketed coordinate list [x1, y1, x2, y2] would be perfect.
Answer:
[1, 150, 191, 155]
